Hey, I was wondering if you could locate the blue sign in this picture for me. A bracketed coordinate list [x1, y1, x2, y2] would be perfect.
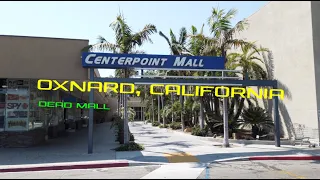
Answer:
[81, 52, 225, 70]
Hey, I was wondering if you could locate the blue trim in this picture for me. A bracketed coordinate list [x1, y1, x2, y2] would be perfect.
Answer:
[93, 77, 278, 87]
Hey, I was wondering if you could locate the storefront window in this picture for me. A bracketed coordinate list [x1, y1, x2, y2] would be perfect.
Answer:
[29, 79, 64, 129]
[5, 79, 30, 131]
[29, 79, 44, 129]
[0, 79, 7, 131]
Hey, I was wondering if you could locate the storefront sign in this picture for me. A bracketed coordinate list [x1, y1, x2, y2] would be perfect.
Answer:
[5, 79, 30, 131]
[81, 52, 225, 70]
[7, 94, 19, 100]
[7, 111, 28, 118]
[7, 119, 28, 129]
[6, 103, 29, 110]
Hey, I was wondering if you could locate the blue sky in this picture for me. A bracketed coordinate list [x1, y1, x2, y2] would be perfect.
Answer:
[0, 1, 267, 77]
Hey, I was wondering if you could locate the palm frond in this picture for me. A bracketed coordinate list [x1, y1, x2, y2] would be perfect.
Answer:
[110, 13, 133, 45]
[133, 24, 157, 45]
[91, 40, 119, 53]
[178, 27, 187, 45]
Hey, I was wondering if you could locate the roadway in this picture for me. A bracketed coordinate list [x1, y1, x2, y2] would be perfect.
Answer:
[0, 121, 319, 179]
[1, 161, 319, 179]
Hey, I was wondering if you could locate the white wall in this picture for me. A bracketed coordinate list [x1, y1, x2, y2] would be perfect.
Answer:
[237, 1, 318, 139]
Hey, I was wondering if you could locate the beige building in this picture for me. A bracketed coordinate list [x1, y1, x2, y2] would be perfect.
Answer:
[0, 35, 115, 147]
[237, 1, 320, 141]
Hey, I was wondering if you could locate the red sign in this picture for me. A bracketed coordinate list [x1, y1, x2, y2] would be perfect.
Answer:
[8, 94, 19, 100]
[19, 96, 28, 100]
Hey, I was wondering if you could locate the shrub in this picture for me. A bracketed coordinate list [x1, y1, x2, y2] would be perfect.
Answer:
[169, 122, 181, 130]
[152, 122, 161, 126]
[159, 124, 168, 128]
[191, 126, 208, 137]
[146, 119, 152, 123]
[115, 142, 145, 151]
[130, 133, 135, 142]
[241, 106, 274, 138]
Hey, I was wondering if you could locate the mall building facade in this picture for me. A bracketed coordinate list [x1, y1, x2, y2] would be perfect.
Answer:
[237, 1, 320, 141]
[0, 35, 116, 147]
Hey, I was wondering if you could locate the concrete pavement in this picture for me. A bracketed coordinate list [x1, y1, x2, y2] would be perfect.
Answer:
[198, 160, 320, 179]
[120, 122, 320, 164]
[0, 122, 118, 166]
[0, 121, 319, 177]
[1, 161, 319, 179]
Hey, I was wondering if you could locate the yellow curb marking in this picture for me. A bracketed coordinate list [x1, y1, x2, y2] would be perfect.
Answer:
[164, 152, 199, 163]
[279, 170, 306, 179]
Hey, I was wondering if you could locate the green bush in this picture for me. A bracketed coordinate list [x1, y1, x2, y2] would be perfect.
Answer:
[152, 122, 161, 126]
[115, 142, 145, 151]
[159, 124, 169, 128]
[242, 106, 274, 138]
[169, 122, 181, 130]
[191, 126, 208, 137]
[146, 119, 152, 123]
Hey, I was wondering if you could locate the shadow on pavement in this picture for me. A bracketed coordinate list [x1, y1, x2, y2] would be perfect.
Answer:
[147, 141, 193, 148]
[125, 148, 320, 164]
[0, 122, 119, 166]
[152, 136, 170, 139]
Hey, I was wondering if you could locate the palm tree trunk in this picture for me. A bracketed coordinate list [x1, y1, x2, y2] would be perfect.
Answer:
[180, 94, 185, 131]
[222, 56, 230, 148]
[117, 93, 120, 116]
[171, 92, 174, 123]
[161, 94, 165, 125]
[157, 95, 160, 123]
[123, 69, 129, 144]
[151, 97, 155, 122]
[200, 96, 204, 129]
[211, 95, 214, 112]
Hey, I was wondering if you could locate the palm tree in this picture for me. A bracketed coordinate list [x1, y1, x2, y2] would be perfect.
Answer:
[187, 24, 216, 130]
[182, 7, 257, 147]
[207, 7, 251, 147]
[86, 13, 157, 144]
[201, 42, 268, 144]
[159, 27, 188, 130]
[226, 42, 268, 80]
[208, 8, 250, 59]
[225, 42, 268, 121]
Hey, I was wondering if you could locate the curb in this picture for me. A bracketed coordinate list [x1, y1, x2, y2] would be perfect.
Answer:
[248, 156, 320, 161]
[0, 161, 166, 173]
[0, 162, 129, 173]
[211, 156, 320, 163]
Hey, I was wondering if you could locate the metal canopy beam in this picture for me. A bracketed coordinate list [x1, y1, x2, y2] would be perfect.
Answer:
[94, 77, 278, 87]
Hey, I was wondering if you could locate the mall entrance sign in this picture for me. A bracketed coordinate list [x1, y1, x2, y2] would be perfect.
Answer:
[82, 52, 225, 70]
[81, 52, 226, 154]
[80, 52, 281, 154]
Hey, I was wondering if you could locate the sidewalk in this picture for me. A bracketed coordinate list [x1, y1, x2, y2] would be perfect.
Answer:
[124, 122, 320, 164]
[0, 122, 118, 166]
[0, 122, 319, 173]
